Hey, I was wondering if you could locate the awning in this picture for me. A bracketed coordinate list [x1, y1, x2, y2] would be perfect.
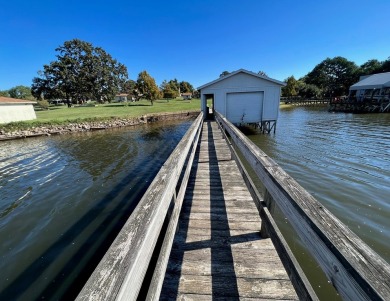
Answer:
[350, 72, 390, 90]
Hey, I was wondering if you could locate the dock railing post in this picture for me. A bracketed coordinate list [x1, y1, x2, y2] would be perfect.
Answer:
[260, 190, 274, 238]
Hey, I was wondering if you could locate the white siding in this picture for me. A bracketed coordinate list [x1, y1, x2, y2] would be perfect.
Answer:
[226, 92, 263, 123]
[200, 70, 283, 124]
[262, 86, 280, 121]
[0, 105, 37, 124]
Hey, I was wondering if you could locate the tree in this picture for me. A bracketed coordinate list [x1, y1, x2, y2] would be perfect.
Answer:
[0, 90, 10, 97]
[179, 81, 194, 93]
[31, 39, 128, 103]
[379, 57, 390, 73]
[136, 71, 160, 105]
[8, 85, 34, 100]
[220, 71, 230, 77]
[282, 76, 298, 97]
[160, 80, 179, 100]
[359, 59, 382, 76]
[298, 82, 323, 99]
[304, 56, 359, 96]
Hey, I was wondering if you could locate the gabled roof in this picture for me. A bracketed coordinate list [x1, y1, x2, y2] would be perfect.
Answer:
[350, 72, 390, 90]
[0, 96, 36, 104]
[197, 69, 286, 90]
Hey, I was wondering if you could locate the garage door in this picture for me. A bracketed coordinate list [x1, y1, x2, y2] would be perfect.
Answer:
[226, 92, 263, 124]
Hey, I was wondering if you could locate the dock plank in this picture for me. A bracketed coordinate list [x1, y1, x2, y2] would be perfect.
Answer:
[160, 121, 297, 300]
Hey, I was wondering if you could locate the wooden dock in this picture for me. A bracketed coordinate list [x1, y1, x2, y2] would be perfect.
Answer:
[76, 112, 390, 301]
[159, 121, 297, 300]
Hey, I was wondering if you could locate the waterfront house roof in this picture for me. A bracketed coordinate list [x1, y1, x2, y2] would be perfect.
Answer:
[350, 72, 390, 90]
[0, 96, 36, 104]
[197, 69, 286, 90]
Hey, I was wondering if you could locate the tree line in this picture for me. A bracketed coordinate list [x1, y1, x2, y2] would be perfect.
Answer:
[2, 39, 389, 103]
[0, 39, 196, 106]
[282, 56, 390, 99]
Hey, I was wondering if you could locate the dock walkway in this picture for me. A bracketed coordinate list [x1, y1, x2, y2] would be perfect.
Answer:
[160, 120, 298, 300]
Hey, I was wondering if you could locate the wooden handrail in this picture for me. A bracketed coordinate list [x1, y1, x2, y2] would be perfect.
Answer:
[215, 111, 390, 301]
[76, 112, 203, 301]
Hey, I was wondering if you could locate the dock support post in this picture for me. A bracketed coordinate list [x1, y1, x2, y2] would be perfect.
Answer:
[260, 190, 275, 238]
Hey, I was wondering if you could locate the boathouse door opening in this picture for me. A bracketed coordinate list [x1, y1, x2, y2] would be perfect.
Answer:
[202, 93, 214, 119]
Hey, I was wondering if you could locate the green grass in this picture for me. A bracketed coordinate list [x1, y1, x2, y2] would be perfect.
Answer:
[1, 98, 201, 132]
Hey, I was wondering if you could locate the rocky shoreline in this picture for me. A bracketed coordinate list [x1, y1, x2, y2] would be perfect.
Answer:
[0, 111, 200, 141]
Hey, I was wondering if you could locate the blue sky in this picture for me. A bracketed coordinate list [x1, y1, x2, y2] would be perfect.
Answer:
[1, 0, 389, 91]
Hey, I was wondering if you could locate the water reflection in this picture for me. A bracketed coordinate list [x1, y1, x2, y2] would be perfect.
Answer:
[0, 120, 192, 300]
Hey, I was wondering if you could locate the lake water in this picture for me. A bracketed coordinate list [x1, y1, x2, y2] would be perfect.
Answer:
[0, 120, 193, 300]
[244, 105, 390, 299]
[0, 108, 389, 300]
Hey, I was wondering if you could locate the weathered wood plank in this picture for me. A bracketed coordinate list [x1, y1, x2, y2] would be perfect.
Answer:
[161, 120, 298, 301]
[166, 257, 290, 279]
[178, 219, 260, 231]
[160, 293, 298, 301]
[162, 274, 298, 299]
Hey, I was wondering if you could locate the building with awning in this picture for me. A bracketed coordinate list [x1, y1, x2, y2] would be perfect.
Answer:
[349, 72, 390, 101]
[0, 97, 37, 124]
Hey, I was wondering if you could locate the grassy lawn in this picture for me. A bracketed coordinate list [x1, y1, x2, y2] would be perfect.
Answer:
[1, 98, 201, 131]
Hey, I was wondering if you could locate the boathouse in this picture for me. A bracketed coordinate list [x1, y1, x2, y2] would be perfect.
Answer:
[198, 69, 285, 129]
[349, 72, 390, 102]
[0, 96, 37, 124]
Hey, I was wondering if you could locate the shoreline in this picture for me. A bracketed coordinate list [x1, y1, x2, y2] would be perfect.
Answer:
[0, 110, 200, 142]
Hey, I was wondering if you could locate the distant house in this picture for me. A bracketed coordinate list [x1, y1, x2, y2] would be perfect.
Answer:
[349, 72, 390, 102]
[115, 93, 128, 102]
[197, 69, 285, 127]
[181, 93, 192, 100]
[0, 97, 37, 124]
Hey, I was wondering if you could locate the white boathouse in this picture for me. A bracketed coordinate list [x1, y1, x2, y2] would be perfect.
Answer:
[198, 69, 285, 132]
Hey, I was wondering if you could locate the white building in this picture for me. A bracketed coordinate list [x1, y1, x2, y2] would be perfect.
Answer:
[115, 93, 128, 102]
[198, 69, 285, 129]
[0, 97, 37, 124]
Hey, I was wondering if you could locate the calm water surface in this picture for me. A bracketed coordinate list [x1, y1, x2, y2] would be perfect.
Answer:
[0, 120, 192, 300]
[245, 106, 390, 299]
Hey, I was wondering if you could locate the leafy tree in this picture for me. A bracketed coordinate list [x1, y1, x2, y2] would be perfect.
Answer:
[359, 59, 382, 75]
[122, 79, 136, 93]
[8, 85, 34, 100]
[297, 82, 323, 99]
[0, 90, 10, 97]
[379, 57, 390, 73]
[121, 79, 137, 101]
[220, 71, 230, 77]
[282, 76, 298, 97]
[179, 81, 194, 93]
[160, 80, 179, 100]
[136, 71, 160, 105]
[31, 39, 128, 103]
[304, 56, 359, 96]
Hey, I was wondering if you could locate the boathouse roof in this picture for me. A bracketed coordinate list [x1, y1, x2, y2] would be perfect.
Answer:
[197, 69, 286, 90]
[350, 72, 390, 90]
